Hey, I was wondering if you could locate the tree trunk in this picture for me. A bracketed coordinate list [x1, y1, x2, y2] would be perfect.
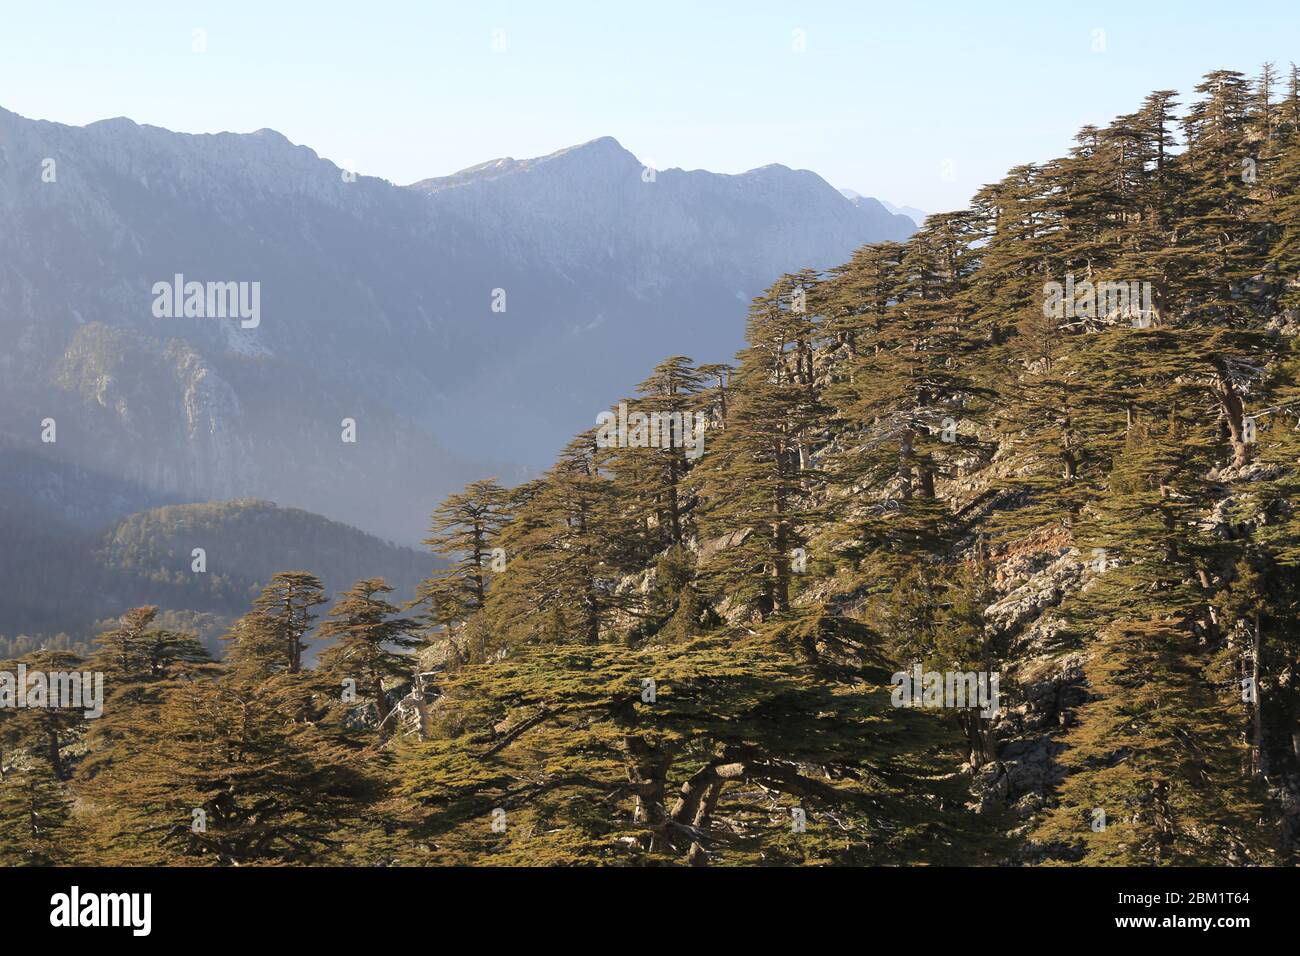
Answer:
[917, 465, 936, 499]
[46, 727, 64, 780]
[898, 428, 915, 499]
[373, 676, 389, 725]
[625, 736, 672, 850]
[1212, 366, 1250, 468]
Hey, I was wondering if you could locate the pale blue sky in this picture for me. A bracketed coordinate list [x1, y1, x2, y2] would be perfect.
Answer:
[2, 1, 1297, 212]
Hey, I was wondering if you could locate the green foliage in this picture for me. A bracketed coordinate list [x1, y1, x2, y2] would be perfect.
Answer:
[1035, 618, 1269, 865]
[0, 760, 76, 865]
[391, 616, 1009, 865]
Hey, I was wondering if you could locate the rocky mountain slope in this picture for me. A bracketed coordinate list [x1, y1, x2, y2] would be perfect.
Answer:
[0, 107, 914, 543]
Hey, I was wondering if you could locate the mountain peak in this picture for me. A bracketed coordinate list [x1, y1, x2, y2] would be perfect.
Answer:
[408, 135, 639, 191]
[250, 127, 292, 144]
[554, 135, 629, 156]
[85, 115, 141, 131]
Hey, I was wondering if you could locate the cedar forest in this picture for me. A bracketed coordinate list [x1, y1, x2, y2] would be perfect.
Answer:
[4, 67, 1300, 867]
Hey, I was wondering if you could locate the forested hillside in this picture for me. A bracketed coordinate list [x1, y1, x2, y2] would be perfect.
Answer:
[4, 67, 1300, 867]
[0, 498, 427, 654]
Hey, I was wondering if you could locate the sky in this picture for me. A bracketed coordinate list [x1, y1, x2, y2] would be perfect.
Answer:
[2, 0, 1298, 213]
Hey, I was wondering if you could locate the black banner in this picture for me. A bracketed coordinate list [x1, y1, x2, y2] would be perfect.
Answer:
[0, 865, 1284, 942]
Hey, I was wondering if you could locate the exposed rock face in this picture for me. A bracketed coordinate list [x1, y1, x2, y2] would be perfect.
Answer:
[54, 325, 249, 499]
[986, 547, 1085, 639]
[977, 654, 1089, 824]
[20, 322, 481, 540]
[697, 528, 753, 563]
[968, 531, 1093, 844]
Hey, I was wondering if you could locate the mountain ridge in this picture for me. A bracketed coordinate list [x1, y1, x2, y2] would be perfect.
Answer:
[0, 105, 915, 544]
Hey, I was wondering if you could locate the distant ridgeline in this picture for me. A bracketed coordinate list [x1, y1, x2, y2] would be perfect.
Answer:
[0, 497, 428, 656]
[5, 67, 1300, 868]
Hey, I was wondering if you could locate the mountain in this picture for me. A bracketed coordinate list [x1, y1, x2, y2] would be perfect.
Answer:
[839, 188, 927, 227]
[0, 496, 429, 650]
[0, 107, 914, 543]
[878, 198, 927, 227]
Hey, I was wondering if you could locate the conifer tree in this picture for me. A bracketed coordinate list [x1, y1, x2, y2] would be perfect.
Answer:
[392, 614, 1006, 866]
[1179, 71, 1263, 320]
[478, 433, 641, 652]
[1036, 618, 1269, 864]
[2, 650, 88, 780]
[225, 571, 326, 677]
[607, 356, 708, 554]
[91, 673, 380, 865]
[0, 759, 75, 865]
[697, 275, 829, 618]
[318, 577, 421, 727]
[79, 607, 213, 784]
[413, 479, 512, 633]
